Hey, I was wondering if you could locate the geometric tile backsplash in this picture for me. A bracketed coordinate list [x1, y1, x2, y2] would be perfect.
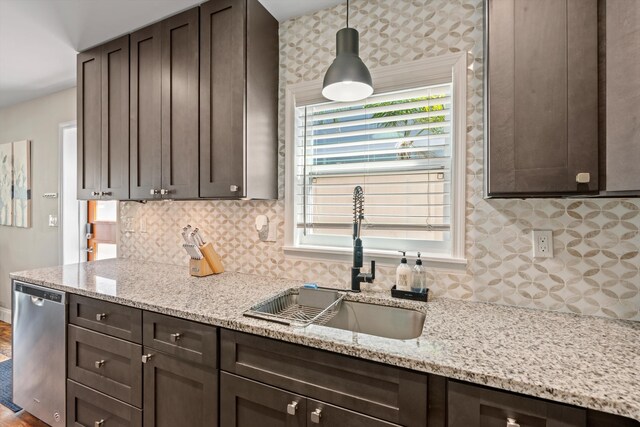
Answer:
[120, 0, 640, 321]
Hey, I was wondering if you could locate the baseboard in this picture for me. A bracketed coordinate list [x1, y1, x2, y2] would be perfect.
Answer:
[0, 307, 11, 324]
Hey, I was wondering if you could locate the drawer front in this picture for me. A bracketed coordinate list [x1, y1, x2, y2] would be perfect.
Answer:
[70, 294, 142, 343]
[67, 380, 142, 427]
[447, 380, 586, 427]
[220, 330, 427, 426]
[143, 311, 217, 367]
[68, 325, 142, 407]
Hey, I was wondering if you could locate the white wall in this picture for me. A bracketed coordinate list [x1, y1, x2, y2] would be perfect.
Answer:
[0, 87, 76, 317]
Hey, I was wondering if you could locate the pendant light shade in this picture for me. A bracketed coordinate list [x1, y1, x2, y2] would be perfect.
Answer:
[322, 2, 373, 102]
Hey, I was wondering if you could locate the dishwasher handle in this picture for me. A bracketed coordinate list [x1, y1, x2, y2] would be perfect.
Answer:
[30, 296, 45, 306]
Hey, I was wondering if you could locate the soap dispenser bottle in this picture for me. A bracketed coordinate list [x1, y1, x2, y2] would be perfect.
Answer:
[396, 251, 413, 291]
[412, 252, 427, 294]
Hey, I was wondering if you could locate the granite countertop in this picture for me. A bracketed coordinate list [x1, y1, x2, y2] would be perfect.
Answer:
[10, 258, 640, 421]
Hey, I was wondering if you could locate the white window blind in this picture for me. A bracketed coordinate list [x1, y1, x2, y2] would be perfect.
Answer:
[295, 83, 453, 251]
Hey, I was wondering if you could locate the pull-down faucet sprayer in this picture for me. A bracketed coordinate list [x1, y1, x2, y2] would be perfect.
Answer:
[351, 186, 375, 292]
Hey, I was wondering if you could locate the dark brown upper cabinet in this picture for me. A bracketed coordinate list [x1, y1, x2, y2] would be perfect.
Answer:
[77, 35, 130, 200]
[199, 0, 278, 199]
[130, 8, 200, 200]
[485, 0, 599, 197]
[600, 0, 640, 195]
[130, 23, 162, 200]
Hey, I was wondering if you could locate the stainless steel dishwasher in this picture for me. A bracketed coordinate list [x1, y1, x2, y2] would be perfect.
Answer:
[12, 281, 66, 425]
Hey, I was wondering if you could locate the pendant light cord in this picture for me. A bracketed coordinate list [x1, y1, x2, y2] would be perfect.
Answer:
[346, 0, 349, 28]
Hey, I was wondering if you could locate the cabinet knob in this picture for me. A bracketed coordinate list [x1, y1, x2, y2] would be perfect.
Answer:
[95, 313, 107, 321]
[507, 418, 520, 427]
[169, 333, 182, 342]
[94, 420, 104, 427]
[230, 185, 239, 192]
[286, 401, 298, 415]
[150, 189, 160, 195]
[142, 354, 153, 363]
[94, 360, 105, 369]
[576, 172, 591, 184]
[310, 408, 322, 424]
[91, 191, 99, 197]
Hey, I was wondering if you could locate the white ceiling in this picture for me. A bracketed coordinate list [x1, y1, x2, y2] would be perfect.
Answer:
[0, 0, 344, 109]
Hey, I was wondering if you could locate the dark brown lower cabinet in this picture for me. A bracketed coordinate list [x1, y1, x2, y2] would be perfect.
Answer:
[220, 372, 306, 427]
[220, 372, 400, 427]
[67, 380, 142, 427]
[142, 347, 218, 427]
[447, 380, 586, 427]
[305, 399, 400, 427]
[67, 325, 142, 408]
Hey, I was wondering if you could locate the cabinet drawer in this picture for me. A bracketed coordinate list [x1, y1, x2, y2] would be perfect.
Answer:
[448, 380, 586, 427]
[68, 325, 142, 407]
[220, 330, 426, 427]
[69, 294, 142, 343]
[67, 380, 142, 427]
[143, 311, 217, 367]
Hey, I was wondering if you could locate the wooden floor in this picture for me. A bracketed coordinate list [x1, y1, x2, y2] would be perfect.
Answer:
[0, 322, 48, 427]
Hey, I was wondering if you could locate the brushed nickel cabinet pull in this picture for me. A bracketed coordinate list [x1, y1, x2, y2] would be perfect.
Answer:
[150, 189, 160, 195]
[94, 420, 104, 427]
[230, 185, 239, 192]
[142, 354, 153, 363]
[507, 418, 520, 427]
[169, 333, 182, 342]
[95, 313, 107, 321]
[100, 191, 112, 196]
[310, 408, 322, 424]
[91, 191, 99, 197]
[287, 401, 298, 415]
[576, 172, 590, 183]
[94, 360, 105, 369]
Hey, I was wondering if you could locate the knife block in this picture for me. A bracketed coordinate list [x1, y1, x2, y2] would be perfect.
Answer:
[199, 243, 225, 274]
[189, 258, 214, 277]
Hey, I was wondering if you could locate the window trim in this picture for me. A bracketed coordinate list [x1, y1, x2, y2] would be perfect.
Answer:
[284, 53, 467, 266]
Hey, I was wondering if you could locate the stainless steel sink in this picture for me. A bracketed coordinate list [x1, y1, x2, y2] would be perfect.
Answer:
[245, 287, 426, 340]
[321, 300, 426, 340]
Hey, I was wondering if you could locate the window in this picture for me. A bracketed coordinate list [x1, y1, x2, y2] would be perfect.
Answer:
[285, 55, 467, 263]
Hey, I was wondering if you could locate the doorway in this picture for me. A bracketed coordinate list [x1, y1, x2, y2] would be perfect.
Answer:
[59, 122, 117, 264]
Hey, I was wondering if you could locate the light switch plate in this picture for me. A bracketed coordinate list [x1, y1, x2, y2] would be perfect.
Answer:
[532, 230, 553, 258]
[48, 214, 58, 227]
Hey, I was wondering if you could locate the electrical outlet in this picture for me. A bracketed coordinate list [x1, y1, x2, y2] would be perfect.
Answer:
[532, 230, 553, 258]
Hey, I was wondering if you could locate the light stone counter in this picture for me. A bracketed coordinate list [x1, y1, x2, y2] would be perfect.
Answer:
[10, 258, 640, 421]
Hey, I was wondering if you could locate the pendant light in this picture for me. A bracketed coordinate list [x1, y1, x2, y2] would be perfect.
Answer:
[322, 0, 373, 102]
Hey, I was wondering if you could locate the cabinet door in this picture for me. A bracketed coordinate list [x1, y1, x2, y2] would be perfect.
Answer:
[101, 35, 130, 200]
[130, 23, 162, 199]
[220, 372, 306, 427]
[486, 0, 598, 196]
[199, 0, 246, 198]
[161, 7, 200, 199]
[306, 399, 400, 427]
[448, 380, 586, 427]
[603, 0, 640, 193]
[78, 46, 102, 200]
[142, 347, 217, 427]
